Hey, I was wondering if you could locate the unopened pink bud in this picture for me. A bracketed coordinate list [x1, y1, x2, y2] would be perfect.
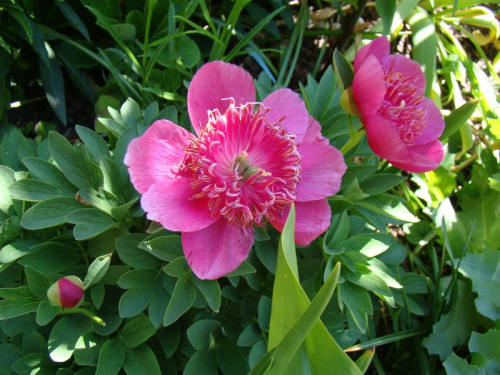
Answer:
[47, 276, 84, 308]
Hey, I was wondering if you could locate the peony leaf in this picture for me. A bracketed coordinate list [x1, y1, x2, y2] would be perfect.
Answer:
[96, 339, 125, 375]
[407, 7, 438, 98]
[251, 204, 361, 375]
[48, 315, 92, 362]
[441, 99, 480, 141]
[21, 197, 87, 230]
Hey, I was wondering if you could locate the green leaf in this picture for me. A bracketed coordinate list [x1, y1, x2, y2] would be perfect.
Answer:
[0, 216, 22, 248]
[25, 266, 53, 299]
[74, 331, 105, 366]
[358, 174, 406, 195]
[422, 280, 478, 360]
[9, 179, 71, 201]
[39, 42, 66, 125]
[117, 234, 160, 269]
[48, 315, 92, 362]
[66, 208, 118, 240]
[376, 0, 396, 36]
[21, 196, 86, 230]
[0, 343, 22, 374]
[443, 353, 483, 375]
[2, 124, 31, 172]
[469, 329, 500, 362]
[77, 188, 117, 214]
[441, 99, 480, 140]
[5, 3, 33, 43]
[355, 195, 419, 224]
[164, 273, 196, 326]
[36, 301, 61, 326]
[55, 0, 90, 40]
[0, 288, 39, 320]
[83, 254, 112, 290]
[407, 7, 438, 97]
[96, 339, 125, 375]
[118, 269, 157, 318]
[100, 156, 123, 199]
[23, 157, 77, 195]
[123, 344, 161, 375]
[12, 353, 59, 375]
[19, 242, 81, 273]
[75, 125, 110, 161]
[215, 336, 248, 375]
[0, 165, 15, 214]
[475, 262, 500, 321]
[163, 257, 190, 277]
[333, 49, 353, 92]
[192, 277, 221, 312]
[48, 132, 102, 189]
[148, 275, 170, 328]
[187, 319, 220, 350]
[0, 239, 38, 263]
[338, 281, 372, 333]
[323, 211, 349, 254]
[174, 36, 201, 68]
[121, 315, 157, 348]
[184, 348, 218, 375]
[138, 235, 183, 262]
[256, 204, 361, 375]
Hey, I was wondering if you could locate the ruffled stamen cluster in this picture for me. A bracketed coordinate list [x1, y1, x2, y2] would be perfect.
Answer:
[378, 69, 427, 145]
[179, 101, 301, 227]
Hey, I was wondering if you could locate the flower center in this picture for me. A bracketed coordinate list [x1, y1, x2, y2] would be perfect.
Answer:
[378, 68, 427, 145]
[179, 100, 301, 227]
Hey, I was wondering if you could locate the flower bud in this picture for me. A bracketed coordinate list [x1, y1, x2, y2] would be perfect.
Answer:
[339, 87, 360, 118]
[47, 276, 84, 308]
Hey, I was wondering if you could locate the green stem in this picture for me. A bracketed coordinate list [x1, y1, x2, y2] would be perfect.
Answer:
[59, 307, 106, 326]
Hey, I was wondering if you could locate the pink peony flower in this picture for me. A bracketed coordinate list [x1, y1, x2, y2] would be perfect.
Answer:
[47, 276, 84, 308]
[125, 61, 346, 279]
[351, 37, 445, 173]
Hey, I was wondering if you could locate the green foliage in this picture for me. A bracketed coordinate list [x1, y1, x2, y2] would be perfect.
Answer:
[0, 1, 498, 374]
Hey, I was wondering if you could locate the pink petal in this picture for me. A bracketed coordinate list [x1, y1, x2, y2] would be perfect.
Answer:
[124, 120, 194, 195]
[413, 97, 445, 145]
[392, 140, 443, 173]
[182, 219, 254, 280]
[352, 55, 386, 117]
[187, 61, 256, 135]
[363, 115, 414, 162]
[269, 200, 331, 246]
[141, 177, 219, 232]
[262, 89, 309, 143]
[59, 278, 84, 308]
[302, 116, 329, 145]
[353, 37, 390, 72]
[381, 54, 426, 95]
[296, 140, 346, 202]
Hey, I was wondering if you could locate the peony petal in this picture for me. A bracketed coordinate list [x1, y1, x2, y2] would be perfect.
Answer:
[269, 200, 331, 246]
[363, 115, 414, 163]
[187, 61, 256, 135]
[393, 139, 444, 173]
[124, 120, 194, 194]
[262, 89, 309, 143]
[352, 55, 386, 117]
[353, 37, 390, 72]
[182, 219, 254, 280]
[141, 177, 219, 232]
[381, 54, 426, 95]
[296, 140, 346, 202]
[413, 97, 445, 145]
[302, 116, 329, 145]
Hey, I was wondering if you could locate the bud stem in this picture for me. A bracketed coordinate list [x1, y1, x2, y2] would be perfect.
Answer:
[59, 307, 106, 326]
